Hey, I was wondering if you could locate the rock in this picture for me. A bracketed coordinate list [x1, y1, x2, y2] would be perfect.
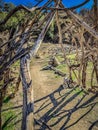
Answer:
[35, 54, 41, 59]
[63, 76, 73, 89]
[48, 56, 60, 67]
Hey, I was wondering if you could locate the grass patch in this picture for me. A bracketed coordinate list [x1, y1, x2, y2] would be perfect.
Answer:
[56, 64, 67, 72]
[3, 96, 11, 104]
[66, 53, 76, 60]
[71, 70, 78, 82]
[2, 111, 14, 130]
[2, 100, 21, 130]
[56, 55, 64, 62]
[11, 60, 20, 68]
[55, 75, 60, 79]
[73, 87, 85, 96]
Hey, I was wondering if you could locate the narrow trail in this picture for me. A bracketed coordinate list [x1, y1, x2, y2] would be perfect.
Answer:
[31, 63, 50, 99]
[31, 61, 62, 101]
[30, 47, 98, 130]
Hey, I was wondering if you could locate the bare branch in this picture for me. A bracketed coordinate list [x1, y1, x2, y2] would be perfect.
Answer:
[0, 0, 90, 26]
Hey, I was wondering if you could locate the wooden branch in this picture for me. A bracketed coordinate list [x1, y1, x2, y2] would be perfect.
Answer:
[0, 0, 90, 26]
[60, 3, 98, 40]
[20, 10, 55, 130]
[0, 47, 31, 74]
[93, 0, 98, 27]
[50, 66, 66, 77]
[82, 61, 87, 88]
[0, 1, 56, 74]
[42, 65, 66, 77]
[69, 12, 98, 39]
[55, 4, 71, 79]
[14, 0, 55, 53]
[0, 0, 53, 26]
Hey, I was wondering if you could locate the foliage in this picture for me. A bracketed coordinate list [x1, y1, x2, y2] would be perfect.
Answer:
[45, 20, 56, 42]
[0, 10, 27, 31]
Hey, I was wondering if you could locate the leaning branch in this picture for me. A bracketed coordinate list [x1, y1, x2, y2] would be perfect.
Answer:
[60, 3, 98, 40]
[0, 0, 90, 26]
[20, 10, 55, 130]
[67, 11, 98, 40]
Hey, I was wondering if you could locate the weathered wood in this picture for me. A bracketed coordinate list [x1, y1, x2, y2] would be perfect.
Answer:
[50, 66, 66, 77]
[48, 56, 60, 67]
[55, 5, 71, 79]
[0, 0, 90, 26]
[60, 3, 98, 40]
[20, 11, 55, 130]
[42, 65, 66, 77]
[68, 11, 98, 40]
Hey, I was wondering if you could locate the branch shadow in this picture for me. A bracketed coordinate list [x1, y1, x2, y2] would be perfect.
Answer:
[34, 85, 98, 130]
[89, 120, 98, 130]
[2, 112, 22, 129]
[2, 85, 98, 130]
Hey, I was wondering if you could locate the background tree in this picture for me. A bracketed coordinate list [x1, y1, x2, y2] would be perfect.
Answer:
[4, 2, 15, 12]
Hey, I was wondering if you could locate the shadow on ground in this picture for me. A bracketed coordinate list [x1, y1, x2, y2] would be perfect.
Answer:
[34, 85, 98, 130]
[2, 86, 98, 130]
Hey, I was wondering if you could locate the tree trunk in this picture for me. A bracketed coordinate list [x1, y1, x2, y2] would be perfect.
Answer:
[20, 11, 55, 130]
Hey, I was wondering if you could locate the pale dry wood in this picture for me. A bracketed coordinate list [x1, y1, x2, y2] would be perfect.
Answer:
[55, 4, 72, 79]
[20, 11, 55, 130]
[67, 10, 98, 40]
[60, 2, 98, 40]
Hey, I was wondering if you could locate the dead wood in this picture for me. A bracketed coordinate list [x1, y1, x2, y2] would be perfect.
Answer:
[20, 10, 56, 130]
[48, 56, 60, 67]
[67, 11, 98, 40]
[60, 3, 98, 40]
[42, 65, 66, 77]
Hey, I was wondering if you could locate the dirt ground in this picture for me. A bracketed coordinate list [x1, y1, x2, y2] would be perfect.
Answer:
[2, 43, 98, 130]
[30, 43, 98, 130]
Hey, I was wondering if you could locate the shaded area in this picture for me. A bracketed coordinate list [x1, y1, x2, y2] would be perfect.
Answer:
[89, 120, 98, 130]
[2, 111, 22, 130]
[1, 85, 98, 130]
[34, 86, 98, 130]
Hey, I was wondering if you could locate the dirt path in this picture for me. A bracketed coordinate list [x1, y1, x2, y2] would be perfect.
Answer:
[2, 44, 98, 130]
[30, 48, 98, 130]
[31, 61, 63, 101]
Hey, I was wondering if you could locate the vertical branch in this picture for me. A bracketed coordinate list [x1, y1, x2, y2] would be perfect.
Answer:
[55, 4, 71, 79]
[20, 11, 55, 130]
[93, 0, 98, 29]
[20, 58, 32, 130]
[0, 89, 2, 130]
[91, 67, 94, 87]
[92, 55, 98, 83]
[82, 60, 87, 88]
[78, 29, 85, 86]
